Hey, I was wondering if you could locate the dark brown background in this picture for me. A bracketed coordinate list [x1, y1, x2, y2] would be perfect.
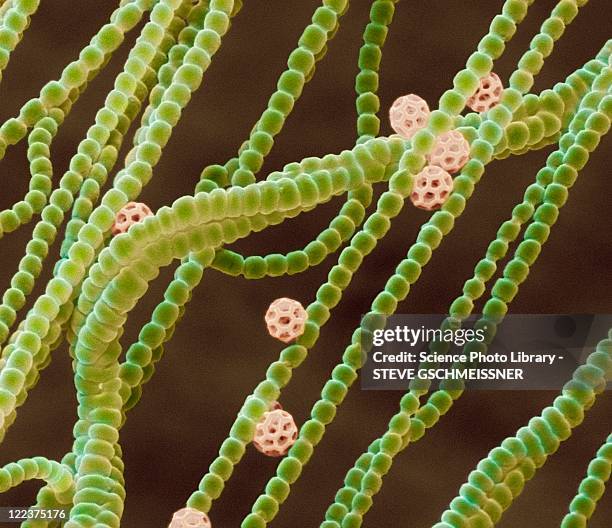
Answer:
[0, 1, 610, 527]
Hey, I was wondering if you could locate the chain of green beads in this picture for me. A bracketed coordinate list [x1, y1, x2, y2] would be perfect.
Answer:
[324, 44, 610, 528]
[560, 433, 612, 528]
[355, 0, 399, 143]
[318, 0, 563, 524]
[0, 1, 171, 434]
[430, 71, 611, 528]
[0, 1, 191, 445]
[0, 457, 73, 499]
[233, 2, 542, 526]
[0, 0, 39, 84]
[0, 1, 154, 238]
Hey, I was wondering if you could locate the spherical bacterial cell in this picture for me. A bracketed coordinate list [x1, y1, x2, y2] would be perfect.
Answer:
[467, 72, 503, 113]
[253, 409, 299, 457]
[265, 297, 308, 343]
[388, 94, 430, 139]
[111, 201, 154, 235]
[168, 507, 211, 528]
[427, 130, 470, 173]
[411, 166, 454, 211]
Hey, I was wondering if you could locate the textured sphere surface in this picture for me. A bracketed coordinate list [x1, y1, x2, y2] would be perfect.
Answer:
[389, 94, 430, 139]
[265, 297, 307, 343]
[168, 507, 212, 528]
[253, 409, 299, 457]
[111, 201, 154, 235]
[410, 166, 453, 211]
[467, 72, 503, 112]
[427, 130, 470, 173]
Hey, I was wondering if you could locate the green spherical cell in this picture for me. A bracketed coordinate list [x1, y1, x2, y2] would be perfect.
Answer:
[250, 131, 274, 157]
[488, 104, 512, 127]
[284, 250, 307, 274]
[0, 118, 27, 145]
[541, 16, 565, 40]
[355, 69, 378, 93]
[25, 189, 47, 213]
[564, 145, 589, 170]
[356, 92, 379, 115]
[299, 419, 323, 446]
[523, 182, 544, 204]
[276, 456, 302, 484]
[0, 210, 20, 232]
[241, 256, 265, 279]
[287, 47, 315, 76]
[322, 378, 348, 404]
[300, 24, 327, 55]
[518, 50, 544, 75]
[466, 52, 493, 77]
[509, 70, 534, 94]
[506, 121, 530, 150]
[524, 221, 550, 243]
[407, 242, 431, 266]
[266, 361, 292, 387]
[363, 22, 387, 48]
[578, 476, 605, 500]
[358, 42, 382, 71]
[114, 3, 142, 31]
[561, 512, 587, 528]
[194, 27, 221, 54]
[452, 70, 479, 98]
[260, 108, 284, 135]
[442, 193, 466, 216]
[278, 70, 304, 99]
[312, 399, 336, 425]
[497, 219, 520, 241]
[463, 278, 485, 299]
[585, 111, 609, 135]
[502, 0, 528, 21]
[345, 467, 365, 488]
[490, 14, 516, 39]
[97, 23, 123, 52]
[265, 476, 290, 504]
[479, 120, 503, 144]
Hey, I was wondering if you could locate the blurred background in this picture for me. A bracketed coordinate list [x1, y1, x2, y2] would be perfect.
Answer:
[0, 0, 610, 526]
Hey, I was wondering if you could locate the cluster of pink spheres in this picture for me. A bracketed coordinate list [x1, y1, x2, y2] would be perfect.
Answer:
[389, 72, 503, 210]
[108, 75, 502, 527]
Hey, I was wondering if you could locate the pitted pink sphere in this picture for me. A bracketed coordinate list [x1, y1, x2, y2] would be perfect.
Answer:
[389, 94, 430, 139]
[253, 409, 298, 457]
[427, 130, 470, 173]
[467, 72, 503, 113]
[265, 298, 307, 343]
[268, 400, 283, 411]
[111, 202, 153, 235]
[168, 507, 211, 528]
[410, 166, 453, 211]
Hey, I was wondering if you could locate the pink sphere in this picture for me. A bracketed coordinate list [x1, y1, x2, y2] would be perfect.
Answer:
[168, 507, 211, 528]
[269, 400, 283, 411]
[111, 202, 153, 235]
[410, 166, 453, 211]
[265, 298, 307, 343]
[427, 130, 470, 173]
[467, 72, 503, 113]
[389, 94, 430, 139]
[253, 409, 298, 457]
